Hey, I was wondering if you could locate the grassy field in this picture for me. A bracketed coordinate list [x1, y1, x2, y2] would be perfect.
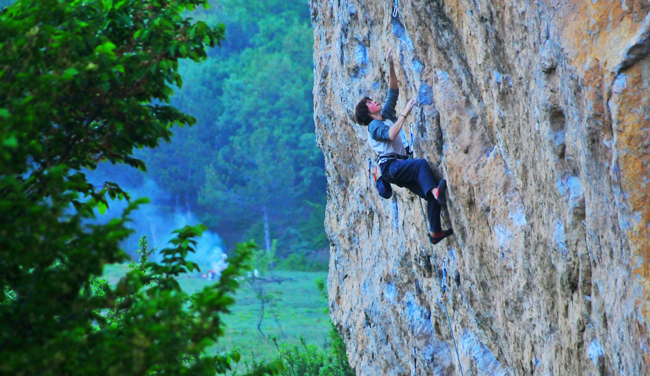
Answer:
[102, 264, 330, 365]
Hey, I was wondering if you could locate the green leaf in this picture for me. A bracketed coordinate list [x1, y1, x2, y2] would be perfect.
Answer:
[97, 201, 107, 215]
[114, 65, 124, 73]
[94, 41, 116, 58]
[62, 68, 79, 80]
[0, 109, 9, 118]
[2, 136, 17, 148]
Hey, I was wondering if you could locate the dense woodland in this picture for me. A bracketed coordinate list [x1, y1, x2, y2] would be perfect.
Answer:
[131, 0, 327, 257]
[0, 0, 346, 374]
[0, 0, 327, 260]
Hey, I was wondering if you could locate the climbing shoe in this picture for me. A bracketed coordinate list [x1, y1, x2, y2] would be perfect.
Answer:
[435, 179, 447, 206]
[428, 229, 454, 244]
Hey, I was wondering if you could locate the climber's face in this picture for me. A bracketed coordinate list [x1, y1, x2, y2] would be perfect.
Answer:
[366, 99, 381, 114]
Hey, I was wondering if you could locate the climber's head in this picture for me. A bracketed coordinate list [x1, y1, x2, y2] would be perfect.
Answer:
[355, 97, 381, 125]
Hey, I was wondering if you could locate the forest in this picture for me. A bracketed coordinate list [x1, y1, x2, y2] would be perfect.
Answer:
[138, 0, 327, 258]
[0, 0, 345, 375]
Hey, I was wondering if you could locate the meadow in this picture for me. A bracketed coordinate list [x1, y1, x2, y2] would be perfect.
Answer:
[102, 264, 331, 365]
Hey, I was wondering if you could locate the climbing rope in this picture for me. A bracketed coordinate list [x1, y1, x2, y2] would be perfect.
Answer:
[442, 302, 464, 376]
[416, 177, 465, 376]
[392, 0, 399, 18]
[409, 139, 505, 374]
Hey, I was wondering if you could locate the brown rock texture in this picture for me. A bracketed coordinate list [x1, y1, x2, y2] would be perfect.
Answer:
[309, 0, 650, 375]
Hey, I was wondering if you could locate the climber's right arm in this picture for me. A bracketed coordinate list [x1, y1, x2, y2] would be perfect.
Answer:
[370, 99, 416, 142]
[387, 116, 406, 141]
[388, 99, 416, 140]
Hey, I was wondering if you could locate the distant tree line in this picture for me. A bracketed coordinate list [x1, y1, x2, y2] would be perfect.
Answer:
[141, 0, 327, 257]
[0, 0, 280, 374]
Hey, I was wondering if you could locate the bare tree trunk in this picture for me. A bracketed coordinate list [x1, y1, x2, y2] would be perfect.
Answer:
[257, 298, 265, 338]
[263, 206, 271, 252]
[268, 303, 286, 338]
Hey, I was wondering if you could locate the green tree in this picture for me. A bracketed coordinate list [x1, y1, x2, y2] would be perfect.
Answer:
[0, 0, 279, 374]
[142, 0, 327, 256]
[197, 3, 322, 252]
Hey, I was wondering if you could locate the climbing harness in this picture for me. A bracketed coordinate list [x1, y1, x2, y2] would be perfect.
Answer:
[392, 0, 399, 18]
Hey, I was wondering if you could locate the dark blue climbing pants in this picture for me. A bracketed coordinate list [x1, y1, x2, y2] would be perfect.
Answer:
[380, 158, 441, 232]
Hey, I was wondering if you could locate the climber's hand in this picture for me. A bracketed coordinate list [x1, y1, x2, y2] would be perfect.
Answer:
[386, 48, 394, 65]
[402, 99, 416, 116]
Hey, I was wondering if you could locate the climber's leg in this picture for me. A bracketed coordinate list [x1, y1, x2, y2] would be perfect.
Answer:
[427, 198, 442, 232]
[428, 229, 454, 244]
[424, 198, 452, 243]
[427, 191, 453, 244]
[403, 182, 449, 237]
[434, 179, 447, 206]
[388, 159, 437, 199]
[388, 158, 454, 244]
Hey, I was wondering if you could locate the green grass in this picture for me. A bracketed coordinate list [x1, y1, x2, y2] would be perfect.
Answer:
[102, 265, 330, 366]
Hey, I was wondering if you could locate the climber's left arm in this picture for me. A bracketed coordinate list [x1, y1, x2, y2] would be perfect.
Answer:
[382, 49, 399, 122]
[388, 48, 398, 90]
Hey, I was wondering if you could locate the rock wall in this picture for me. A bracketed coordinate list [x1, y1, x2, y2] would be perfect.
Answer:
[309, 0, 650, 375]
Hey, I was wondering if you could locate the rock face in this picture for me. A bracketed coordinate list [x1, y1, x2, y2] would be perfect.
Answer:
[309, 0, 650, 375]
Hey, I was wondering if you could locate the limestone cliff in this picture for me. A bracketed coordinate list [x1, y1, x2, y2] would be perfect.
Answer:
[309, 0, 650, 374]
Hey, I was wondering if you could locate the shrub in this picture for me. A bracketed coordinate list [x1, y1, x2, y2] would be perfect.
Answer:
[0, 0, 280, 374]
[270, 278, 355, 376]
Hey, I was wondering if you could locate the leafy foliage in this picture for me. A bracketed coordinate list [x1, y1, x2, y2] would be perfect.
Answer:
[90, 236, 283, 376]
[140, 0, 327, 255]
[276, 252, 328, 272]
[0, 0, 279, 374]
[267, 278, 355, 376]
[233, 277, 355, 376]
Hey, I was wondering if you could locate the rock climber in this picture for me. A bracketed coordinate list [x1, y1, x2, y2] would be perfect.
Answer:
[353, 48, 453, 244]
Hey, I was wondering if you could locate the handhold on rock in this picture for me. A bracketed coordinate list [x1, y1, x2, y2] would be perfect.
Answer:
[540, 39, 557, 73]
[418, 83, 433, 105]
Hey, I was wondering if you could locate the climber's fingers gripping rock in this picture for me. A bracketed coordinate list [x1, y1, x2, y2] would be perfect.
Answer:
[386, 48, 394, 65]
[402, 98, 416, 117]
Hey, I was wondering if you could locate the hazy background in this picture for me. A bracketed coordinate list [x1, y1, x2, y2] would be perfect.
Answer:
[78, 0, 327, 266]
[2, 0, 338, 367]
